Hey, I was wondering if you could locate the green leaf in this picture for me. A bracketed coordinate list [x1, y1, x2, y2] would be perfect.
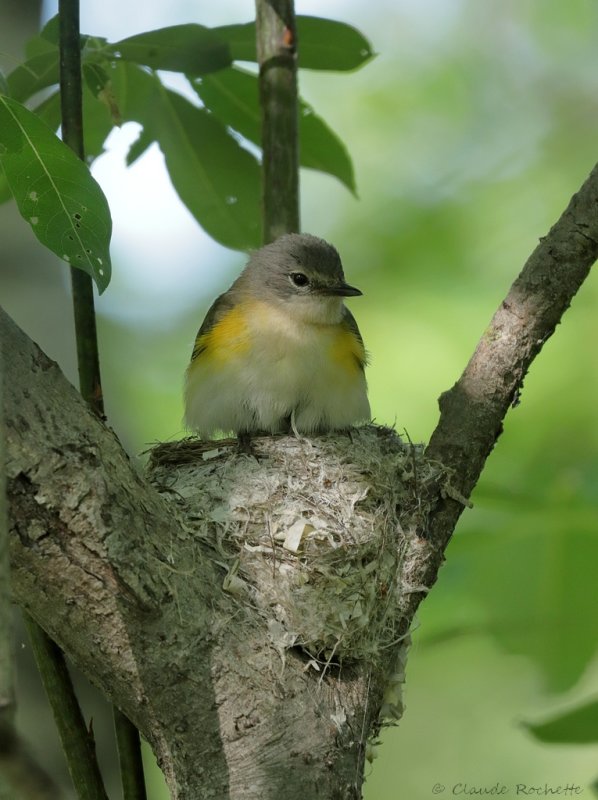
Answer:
[215, 15, 374, 71]
[193, 67, 356, 193]
[0, 70, 8, 96]
[6, 51, 60, 102]
[40, 14, 61, 46]
[108, 25, 232, 75]
[298, 102, 356, 192]
[25, 15, 60, 58]
[29, 86, 116, 163]
[111, 63, 260, 250]
[82, 82, 118, 160]
[32, 90, 62, 133]
[0, 95, 112, 292]
[83, 62, 111, 98]
[126, 127, 154, 166]
[525, 699, 598, 744]
[0, 165, 12, 204]
[24, 14, 90, 59]
[155, 88, 261, 250]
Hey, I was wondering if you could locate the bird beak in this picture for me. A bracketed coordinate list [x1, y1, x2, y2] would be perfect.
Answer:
[325, 282, 363, 297]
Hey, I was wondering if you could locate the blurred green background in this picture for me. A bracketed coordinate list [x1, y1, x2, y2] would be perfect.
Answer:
[1, 0, 597, 798]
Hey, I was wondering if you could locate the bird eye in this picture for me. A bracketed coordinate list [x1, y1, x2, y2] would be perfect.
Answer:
[290, 272, 309, 287]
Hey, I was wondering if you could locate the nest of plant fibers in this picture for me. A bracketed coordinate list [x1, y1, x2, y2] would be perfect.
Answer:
[147, 424, 439, 665]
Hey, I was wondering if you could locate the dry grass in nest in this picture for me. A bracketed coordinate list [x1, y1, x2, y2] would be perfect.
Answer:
[147, 425, 451, 669]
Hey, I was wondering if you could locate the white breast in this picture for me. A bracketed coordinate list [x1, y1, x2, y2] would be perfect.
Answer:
[185, 301, 370, 438]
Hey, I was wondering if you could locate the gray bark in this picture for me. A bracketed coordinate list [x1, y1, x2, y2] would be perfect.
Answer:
[3, 308, 418, 799]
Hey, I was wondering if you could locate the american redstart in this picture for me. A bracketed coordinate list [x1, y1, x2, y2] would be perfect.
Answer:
[184, 233, 370, 440]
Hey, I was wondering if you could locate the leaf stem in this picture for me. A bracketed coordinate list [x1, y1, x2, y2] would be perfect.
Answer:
[255, 0, 300, 242]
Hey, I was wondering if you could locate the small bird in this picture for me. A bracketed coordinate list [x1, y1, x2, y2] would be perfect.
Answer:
[184, 233, 370, 441]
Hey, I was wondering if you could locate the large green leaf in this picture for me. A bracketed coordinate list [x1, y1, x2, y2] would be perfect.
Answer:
[193, 67, 356, 193]
[0, 96, 112, 291]
[156, 89, 261, 250]
[108, 25, 232, 75]
[111, 63, 260, 250]
[6, 51, 60, 103]
[525, 699, 598, 744]
[214, 15, 374, 71]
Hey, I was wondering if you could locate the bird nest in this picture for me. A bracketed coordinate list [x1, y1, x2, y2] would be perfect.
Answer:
[146, 424, 447, 669]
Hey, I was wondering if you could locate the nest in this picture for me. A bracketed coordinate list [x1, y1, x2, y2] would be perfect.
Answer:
[147, 424, 446, 668]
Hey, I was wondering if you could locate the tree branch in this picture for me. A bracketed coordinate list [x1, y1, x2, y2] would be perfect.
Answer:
[3, 307, 405, 798]
[428, 163, 598, 497]
[255, 0, 300, 242]
[1, 315, 61, 800]
[398, 161, 598, 633]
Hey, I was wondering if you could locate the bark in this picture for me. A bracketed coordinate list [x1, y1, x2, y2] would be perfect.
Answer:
[2, 308, 411, 799]
[256, 0, 300, 242]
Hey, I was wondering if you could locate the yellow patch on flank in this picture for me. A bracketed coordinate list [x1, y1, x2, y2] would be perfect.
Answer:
[330, 327, 365, 374]
[192, 304, 252, 366]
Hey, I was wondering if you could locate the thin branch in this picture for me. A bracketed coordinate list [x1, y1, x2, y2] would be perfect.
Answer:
[24, 618, 108, 800]
[428, 162, 598, 516]
[58, 2, 147, 797]
[255, 0, 300, 242]
[114, 712, 148, 800]
[59, 0, 104, 417]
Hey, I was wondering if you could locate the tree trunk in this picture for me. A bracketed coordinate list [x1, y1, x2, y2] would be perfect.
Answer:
[4, 307, 424, 798]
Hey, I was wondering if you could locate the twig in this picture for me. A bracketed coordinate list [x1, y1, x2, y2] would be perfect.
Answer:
[59, 0, 104, 416]
[114, 711, 148, 800]
[255, 0, 300, 242]
[427, 163, 598, 535]
[57, 2, 148, 798]
[24, 618, 108, 800]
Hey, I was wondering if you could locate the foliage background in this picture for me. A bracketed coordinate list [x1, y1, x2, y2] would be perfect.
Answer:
[1, 0, 597, 797]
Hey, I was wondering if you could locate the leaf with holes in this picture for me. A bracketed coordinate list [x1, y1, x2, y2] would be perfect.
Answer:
[0, 95, 112, 291]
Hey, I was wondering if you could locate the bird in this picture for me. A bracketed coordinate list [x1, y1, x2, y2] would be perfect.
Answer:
[184, 233, 370, 442]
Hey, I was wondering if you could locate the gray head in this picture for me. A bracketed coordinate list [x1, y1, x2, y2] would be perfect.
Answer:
[239, 234, 361, 317]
